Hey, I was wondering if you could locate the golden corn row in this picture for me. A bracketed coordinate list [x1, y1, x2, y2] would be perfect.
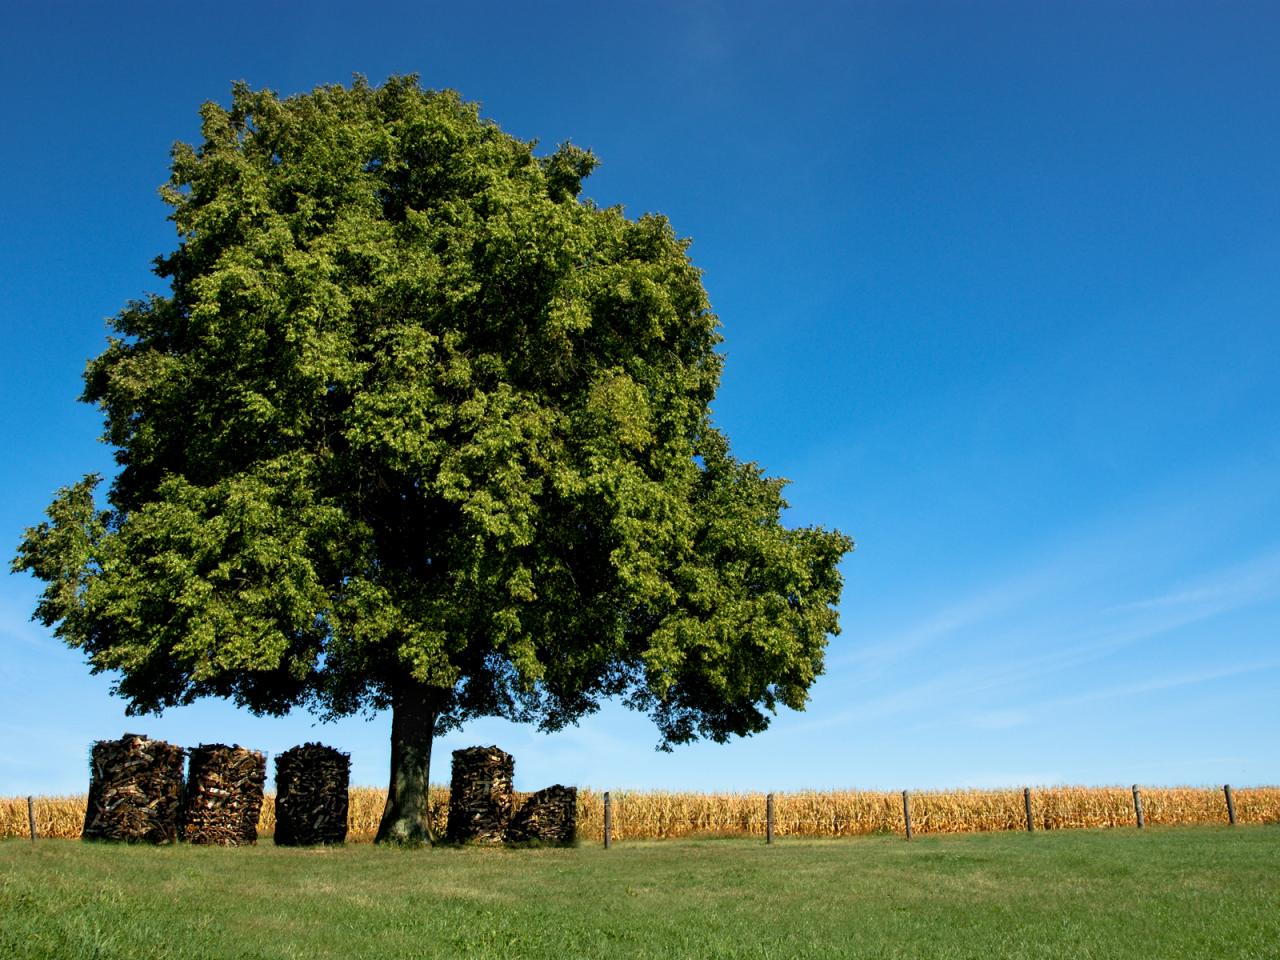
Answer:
[5, 786, 1277, 841]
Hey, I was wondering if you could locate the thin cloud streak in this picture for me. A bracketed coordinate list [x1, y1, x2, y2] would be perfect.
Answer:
[1105, 547, 1280, 614]
[809, 549, 1280, 734]
[1044, 659, 1280, 711]
[833, 459, 1280, 680]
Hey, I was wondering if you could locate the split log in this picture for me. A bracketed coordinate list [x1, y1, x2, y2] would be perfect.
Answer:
[505, 784, 577, 845]
[182, 744, 266, 845]
[445, 746, 514, 844]
[273, 743, 350, 845]
[83, 733, 184, 843]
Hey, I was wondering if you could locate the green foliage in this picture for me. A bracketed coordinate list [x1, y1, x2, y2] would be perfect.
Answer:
[14, 76, 852, 746]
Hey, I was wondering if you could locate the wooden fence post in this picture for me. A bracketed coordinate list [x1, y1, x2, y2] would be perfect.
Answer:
[1132, 785, 1144, 829]
[1024, 787, 1033, 832]
[766, 793, 775, 844]
[603, 791, 612, 849]
[1224, 784, 1236, 826]
[27, 796, 36, 843]
[902, 790, 912, 840]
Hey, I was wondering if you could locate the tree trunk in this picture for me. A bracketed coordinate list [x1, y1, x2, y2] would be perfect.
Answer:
[375, 682, 441, 844]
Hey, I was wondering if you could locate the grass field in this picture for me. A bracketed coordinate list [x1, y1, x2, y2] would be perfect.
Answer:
[2, 827, 1277, 959]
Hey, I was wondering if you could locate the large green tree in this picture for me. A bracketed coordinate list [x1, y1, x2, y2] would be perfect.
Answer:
[14, 77, 852, 843]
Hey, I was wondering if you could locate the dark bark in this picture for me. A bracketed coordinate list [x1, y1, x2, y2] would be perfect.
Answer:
[375, 681, 441, 844]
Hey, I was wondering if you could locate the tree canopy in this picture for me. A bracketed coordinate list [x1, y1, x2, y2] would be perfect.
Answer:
[14, 77, 852, 841]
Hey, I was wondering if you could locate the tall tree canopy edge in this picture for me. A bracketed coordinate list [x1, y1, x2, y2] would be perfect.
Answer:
[14, 77, 853, 843]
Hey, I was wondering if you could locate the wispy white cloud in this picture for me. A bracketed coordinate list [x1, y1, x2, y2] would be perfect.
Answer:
[0, 593, 74, 686]
[832, 554, 1085, 674]
[0, 595, 49, 650]
[993, 591, 1270, 683]
[1105, 548, 1280, 615]
[840, 584, 1040, 670]
[967, 709, 1029, 731]
[1045, 659, 1280, 710]
[832, 447, 1280, 690]
[811, 544, 1280, 734]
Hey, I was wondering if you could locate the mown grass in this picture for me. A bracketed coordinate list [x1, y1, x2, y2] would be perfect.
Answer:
[2, 827, 1277, 959]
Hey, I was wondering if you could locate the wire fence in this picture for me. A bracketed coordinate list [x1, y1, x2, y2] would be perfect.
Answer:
[577, 785, 1280, 843]
[5, 784, 1278, 842]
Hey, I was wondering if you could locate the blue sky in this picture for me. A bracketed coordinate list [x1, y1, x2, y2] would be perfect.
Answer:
[2, 1, 1277, 796]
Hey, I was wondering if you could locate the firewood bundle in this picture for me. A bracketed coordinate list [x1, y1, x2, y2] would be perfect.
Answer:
[445, 746, 514, 844]
[273, 742, 351, 845]
[505, 784, 577, 845]
[83, 733, 185, 843]
[181, 743, 266, 845]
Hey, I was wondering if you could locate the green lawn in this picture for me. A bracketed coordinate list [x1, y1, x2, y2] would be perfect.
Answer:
[2, 827, 1276, 959]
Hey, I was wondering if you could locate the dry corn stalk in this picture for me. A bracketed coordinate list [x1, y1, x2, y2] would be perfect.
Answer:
[7, 784, 1279, 841]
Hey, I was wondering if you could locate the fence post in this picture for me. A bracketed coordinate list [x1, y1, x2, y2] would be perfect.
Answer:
[902, 790, 912, 840]
[603, 791, 612, 849]
[766, 793, 775, 845]
[1023, 787, 1033, 832]
[1132, 785, 1144, 829]
[27, 796, 37, 843]
[1224, 784, 1236, 826]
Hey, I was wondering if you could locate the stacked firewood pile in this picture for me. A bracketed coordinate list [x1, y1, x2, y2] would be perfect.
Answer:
[82, 733, 185, 843]
[181, 744, 266, 845]
[445, 746, 515, 844]
[273, 743, 350, 845]
[505, 784, 577, 844]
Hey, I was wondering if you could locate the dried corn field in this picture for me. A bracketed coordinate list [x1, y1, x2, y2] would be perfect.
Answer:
[5, 785, 1278, 842]
[573, 786, 1280, 839]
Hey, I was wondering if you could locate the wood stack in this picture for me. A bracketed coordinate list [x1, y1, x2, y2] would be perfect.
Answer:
[445, 746, 514, 844]
[82, 733, 185, 843]
[273, 743, 350, 845]
[181, 743, 266, 845]
[505, 785, 577, 845]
